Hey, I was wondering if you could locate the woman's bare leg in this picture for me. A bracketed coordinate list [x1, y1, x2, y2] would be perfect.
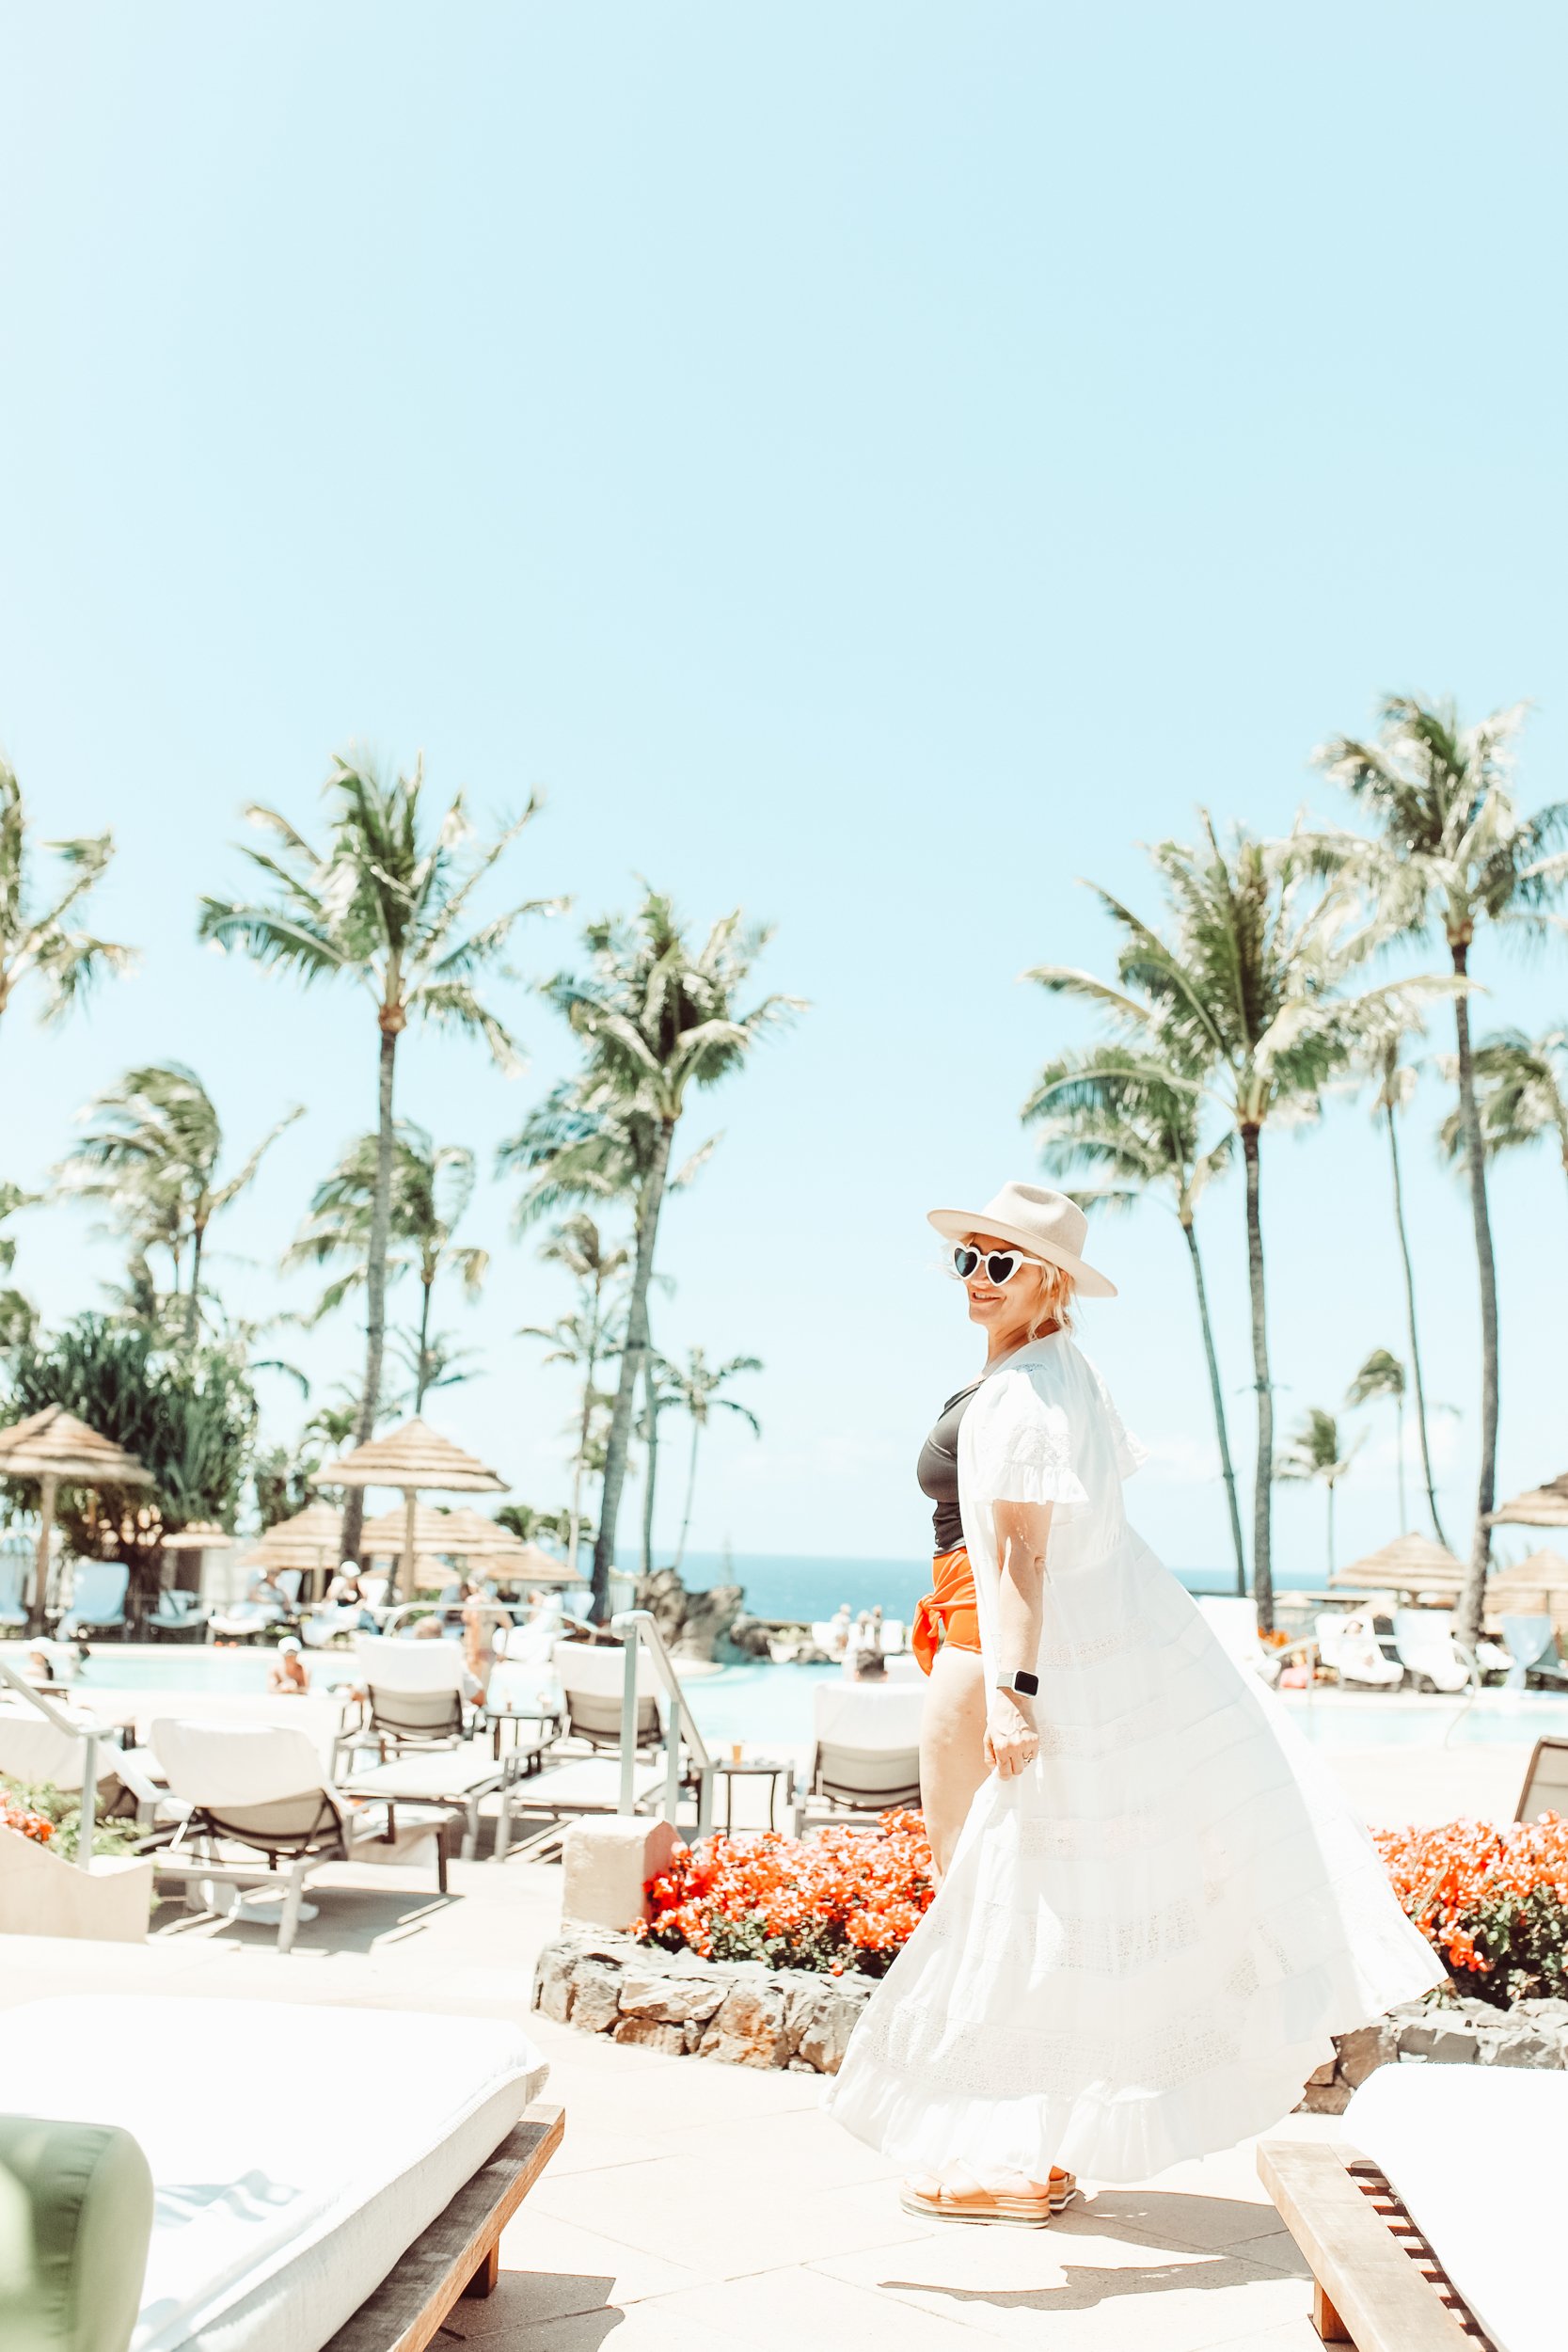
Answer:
[920, 1644, 989, 1881]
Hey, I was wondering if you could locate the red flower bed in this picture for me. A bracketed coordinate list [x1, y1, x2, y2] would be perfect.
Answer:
[638, 1811, 935, 1977]
[1375, 1816, 1568, 2007]
[0, 1788, 55, 1847]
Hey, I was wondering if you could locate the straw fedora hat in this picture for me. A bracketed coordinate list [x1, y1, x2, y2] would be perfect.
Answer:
[927, 1181, 1117, 1299]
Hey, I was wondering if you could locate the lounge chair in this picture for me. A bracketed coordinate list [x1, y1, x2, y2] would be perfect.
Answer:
[1316, 1610, 1404, 1689]
[55, 1561, 131, 1643]
[1392, 1608, 1473, 1694]
[552, 1637, 664, 1755]
[793, 1682, 923, 1835]
[352, 1633, 473, 1757]
[146, 1587, 210, 1642]
[1198, 1595, 1310, 1686]
[1260, 2060, 1562, 2352]
[2, 1991, 562, 2352]
[0, 1705, 164, 1825]
[0, 1553, 26, 1631]
[150, 1716, 447, 1951]
[1500, 1612, 1568, 1691]
[485, 1620, 565, 1757]
[1516, 1732, 1568, 1822]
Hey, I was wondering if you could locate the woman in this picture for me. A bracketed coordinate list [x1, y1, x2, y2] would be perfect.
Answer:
[826, 1181, 1444, 2226]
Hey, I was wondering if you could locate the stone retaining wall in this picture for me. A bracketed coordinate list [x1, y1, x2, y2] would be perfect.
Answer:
[532, 1928, 873, 2073]
[534, 1928, 1568, 2100]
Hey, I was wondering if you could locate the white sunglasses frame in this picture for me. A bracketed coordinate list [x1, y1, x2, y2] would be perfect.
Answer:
[950, 1243, 1050, 1287]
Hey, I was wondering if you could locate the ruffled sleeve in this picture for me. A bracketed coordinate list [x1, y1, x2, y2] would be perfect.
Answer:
[967, 1369, 1089, 1512]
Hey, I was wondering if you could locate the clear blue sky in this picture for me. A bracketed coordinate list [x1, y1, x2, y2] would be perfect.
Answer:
[2, 5, 1565, 1580]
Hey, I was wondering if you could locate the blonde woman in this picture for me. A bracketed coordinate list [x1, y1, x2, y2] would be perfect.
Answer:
[826, 1182, 1444, 2226]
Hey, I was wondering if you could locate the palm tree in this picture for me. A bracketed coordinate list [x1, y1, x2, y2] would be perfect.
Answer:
[656, 1345, 762, 1570]
[1438, 1025, 1568, 1208]
[199, 754, 553, 1559]
[1347, 1006, 1448, 1546]
[285, 1125, 488, 1410]
[1315, 695, 1568, 1640]
[1276, 1406, 1361, 1580]
[1031, 818, 1425, 1629]
[0, 760, 135, 1038]
[57, 1063, 302, 1346]
[0, 1182, 38, 1352]
[387, 1323, 482, 1409]
[1024, 1041, 1245, 1591]
[529, 1215, 627, 1585]
[505, 894, 799, 1618]
[1346, 1347, 1409, 1534]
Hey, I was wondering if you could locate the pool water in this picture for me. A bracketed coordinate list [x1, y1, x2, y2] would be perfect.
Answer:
[64, 1647, 1568, 1753]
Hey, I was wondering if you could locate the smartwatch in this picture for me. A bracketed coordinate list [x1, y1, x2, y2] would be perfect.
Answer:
[998, 1668, 1039, 1697]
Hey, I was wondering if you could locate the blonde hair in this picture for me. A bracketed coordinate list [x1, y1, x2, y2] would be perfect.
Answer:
[1028, 1257, 1076, 1338]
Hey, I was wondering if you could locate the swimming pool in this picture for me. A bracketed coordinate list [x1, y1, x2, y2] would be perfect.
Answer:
[61, 1646, 1568, 1753]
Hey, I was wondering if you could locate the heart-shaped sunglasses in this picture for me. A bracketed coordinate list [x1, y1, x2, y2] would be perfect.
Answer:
[951, 1243, 1048, 1286]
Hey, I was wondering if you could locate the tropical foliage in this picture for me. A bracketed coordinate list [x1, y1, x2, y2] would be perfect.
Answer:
[0, 762, 134, 1030]
[1275, 1406, 1360, 1578]
[1315, 695, 1568, 1640]
[199, 753, 552, 1559]
[638, 1812, 935, 1976]
[2, 1315, 256, 1611]
[56, 1062, 300, 1346]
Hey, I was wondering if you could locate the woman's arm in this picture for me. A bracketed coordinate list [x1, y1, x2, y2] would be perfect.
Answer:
[985, 1498, 1053, 1777]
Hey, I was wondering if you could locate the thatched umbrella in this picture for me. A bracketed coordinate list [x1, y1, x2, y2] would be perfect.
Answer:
[1488, 1472, 1568, 1530]
[243, 1502, 347, 1598]
[1331, 1533, 1465, 1599]
[313, 1418, 505, 1603]
[0, 1406, 154, 1625]
[1488, 1549, 1568, 1633]
[159, 1518, 235, 1599]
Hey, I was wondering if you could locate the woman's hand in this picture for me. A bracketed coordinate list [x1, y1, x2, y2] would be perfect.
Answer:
[985, 1690, 1040, 1778]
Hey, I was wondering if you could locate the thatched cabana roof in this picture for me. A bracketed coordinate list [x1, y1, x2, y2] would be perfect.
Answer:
[0, 1406, 153, 1488]
[1489, 1472, 1568, 1530]
[160, 1520, 235, 1552]
[358, 1504, 584, 1587]
[1332, 1534, 1465, 1595]
[1489, 1549, 1568, 1599]
[245, 1501, 346, 1570]
[314, 1418, 505, 1495]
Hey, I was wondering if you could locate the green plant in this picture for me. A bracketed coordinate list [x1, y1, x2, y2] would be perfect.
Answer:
[0, 1777, 140, 1862]
[3, 1315, 256, 1613]
[0, 760, 135, 1031]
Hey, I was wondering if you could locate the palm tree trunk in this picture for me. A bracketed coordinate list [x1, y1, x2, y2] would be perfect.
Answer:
[1180, 1214, 1247, 1595]
[674, 1420, 700, 1572]
[593, 1121, 673, 1621]
[1452, 946, 1499, 1645]
[641, 1366, 658, 1579]
[1384, 1098, 1446, 1546]
[185, 1222, 204, 1350]
[1240, 1123, 1275, 1631]
[344, 1017, 400, 1570]
[1326, 1479, 1335, 1581]
[568, 1318, 598, 1586]
[415, 1275, 434, 1411]
[1394, 1391, 1408, 1534]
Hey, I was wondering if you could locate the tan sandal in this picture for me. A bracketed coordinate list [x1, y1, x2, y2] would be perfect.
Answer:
[899, 2164, 1078, 2226]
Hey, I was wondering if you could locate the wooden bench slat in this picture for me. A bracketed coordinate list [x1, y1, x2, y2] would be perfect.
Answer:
[1258, 2138, 1475, 2352]
[324, 2100, 565, 2352]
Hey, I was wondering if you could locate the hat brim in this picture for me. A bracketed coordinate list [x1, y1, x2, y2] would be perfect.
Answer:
[927, 1207, 1117, 1300]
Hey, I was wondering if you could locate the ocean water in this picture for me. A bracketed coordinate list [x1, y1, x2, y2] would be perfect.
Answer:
[617, 1549, 1275, 1623]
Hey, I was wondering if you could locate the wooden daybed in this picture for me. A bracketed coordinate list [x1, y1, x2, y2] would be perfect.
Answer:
[1258, 2137, 1490, 2351]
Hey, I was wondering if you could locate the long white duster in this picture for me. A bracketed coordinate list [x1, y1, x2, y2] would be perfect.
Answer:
[825, 1333, 1445, 2184]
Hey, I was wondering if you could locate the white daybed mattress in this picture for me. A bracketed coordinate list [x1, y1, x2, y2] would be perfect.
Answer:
[1345, 2060, 1565, 2352]
[0, 1994, 549, 2352]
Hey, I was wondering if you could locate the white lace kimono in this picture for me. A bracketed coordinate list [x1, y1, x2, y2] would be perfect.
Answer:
[824, 1332, 1444, 2184]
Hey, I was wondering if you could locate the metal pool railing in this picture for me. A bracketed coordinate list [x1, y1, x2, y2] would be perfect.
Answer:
[0, 1650, 98, 1868]
[610, 1608, 714, 1834]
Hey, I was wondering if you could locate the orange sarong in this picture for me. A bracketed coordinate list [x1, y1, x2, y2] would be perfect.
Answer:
[911, 1543, 982, 1675]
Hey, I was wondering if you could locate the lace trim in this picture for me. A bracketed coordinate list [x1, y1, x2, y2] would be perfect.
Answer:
[852, 1996, 1245, 2099]
[1016, 1804, 1159, 1858]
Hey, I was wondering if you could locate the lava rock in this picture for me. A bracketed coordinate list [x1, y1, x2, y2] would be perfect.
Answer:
[699, 1974, 790, 2068]
[611, 2016, 687, 2054]
[568, 1958, 626, 2035]
[1337, 2021, 1399, 2088]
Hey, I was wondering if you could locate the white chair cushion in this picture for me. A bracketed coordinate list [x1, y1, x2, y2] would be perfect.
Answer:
[1, 1993, 549, 2352]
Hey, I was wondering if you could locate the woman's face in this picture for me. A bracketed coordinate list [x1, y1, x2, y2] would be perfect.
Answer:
[959, 1229, 1053, 1350]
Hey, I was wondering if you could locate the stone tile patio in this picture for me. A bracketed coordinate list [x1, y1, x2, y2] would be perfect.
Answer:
[0, 1726, 1526, 2349]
